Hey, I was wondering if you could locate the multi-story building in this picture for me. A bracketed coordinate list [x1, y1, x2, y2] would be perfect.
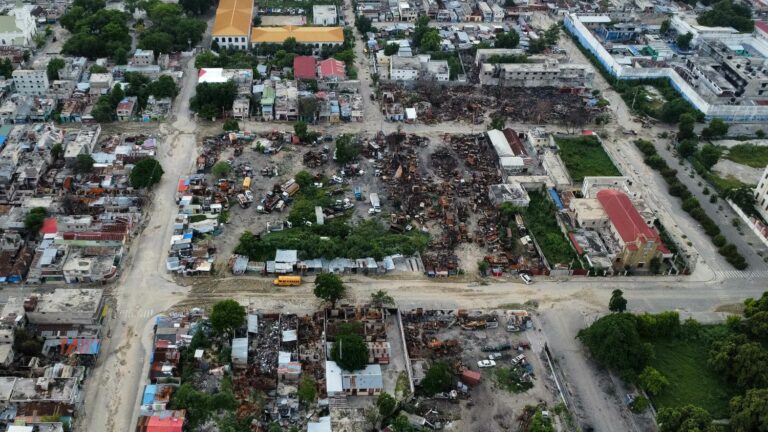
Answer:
[11, 69, 48, 96]
[131, 49, 155, 66]
[595, 189, 671, 270]
[312, 5, 337, 25]
[754, 166, 768, 221]
[479, 58, 594, 88]
[116, 96, 138, 121]
[212, 0, 253, 50]
[0, 5, 38, 47]
[250, 26, 344, 49]
[389, 56, 421, 81]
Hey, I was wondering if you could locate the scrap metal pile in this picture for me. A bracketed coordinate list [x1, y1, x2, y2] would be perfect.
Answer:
[298, 313, 326, 397]
[380, 84, 593, 125]
[374, 132, 506, 274]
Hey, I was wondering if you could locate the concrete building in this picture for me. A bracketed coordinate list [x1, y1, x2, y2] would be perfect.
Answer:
[488, 183, 531, 207]
[11, 69, 48, 96]
[24, 288, 105, 325]
[232, 96, 250, 119]
[479, 59, 594, 88]
[250, 26, 344, 48]
[325, 361, 383, 396]
[0, 5, 38, 47]
[131, 49, 155, 66]
[116, 96, 138, 121]
[595, 189, 670, 270]
[64, 125, 100, 163]
[313, 5, 338, 25]
[570, 198, 609, 229]
[754, 166, 768, 221]
[212, 0, 253, 50]
[389, 56, 421, 81]
[478, 1, 492, 22]
[89, 73, 114, 94]
[424, 59, 449, 81]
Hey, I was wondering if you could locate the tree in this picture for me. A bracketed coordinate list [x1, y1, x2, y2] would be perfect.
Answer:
[657, 405, 716, 432]
[314, 273, 345, 307]
[660, 19, 671, 35]
[331, 333, 368, 371]
[222, 119, 239, 131]
[676, 32, 694, 50]
[334, 134, 359, 165]
[678, 113, 696, 141]
[544, 24, 560, 45]
[114, 47, 128, 65]
[74, 154, 95, 174]
[0, 58, 13, 79]
[371, 290, 395, 307]
[757, 130, 766, 139]
[390, 414, 414, 432]
[294, 170, 314, 189]
[24, 207, 47, 235]
[709, 334, 768, 389]
[529, 412, 555, 432]
[701, 118, 729, 138]
[252, 15, 261, 26]
[577, 313, 652, 375]
[489, 116, 505, 130]
[180, 0, 214, 15]
[412, 15, 431, 47]
[495, 30, 520, 48]
[677, 139, 697, 159]
[139, 31, 174, 54]
[50, 143, 63, 160]
[130, 158, 164, 189]
[377, 392, 397, 417]
[191, 81, 237, 119]
[420, 29, 441, 52]
[744, 292, 768, 317]
[609, 289, 628, 312]
[294, 121, 308, 141]
[47, 57, 65, 81]
[697, 0, 754, 33]
[638, 366, 670, 396]
[384, 43, 399, 56]
[729, 388, 768, 432]
[212, 160, 232, 178]
[649, 257, 662, 275]
[355, 15, 372, 35]
[700, 144, 721, 169]
[210, 299, 246, 337]
[297, 376, 317, 402]
[90, 64, 107, 73]
[420, 361, 453, 396]
[146, 75, 180, 99]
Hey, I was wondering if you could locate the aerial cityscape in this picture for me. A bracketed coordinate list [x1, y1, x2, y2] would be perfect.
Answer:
[0, 0, 766, 431]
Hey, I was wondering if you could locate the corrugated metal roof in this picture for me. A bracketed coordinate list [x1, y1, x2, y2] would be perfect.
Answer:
[212, 0, 253, 36]
[251, 26, 344, 44]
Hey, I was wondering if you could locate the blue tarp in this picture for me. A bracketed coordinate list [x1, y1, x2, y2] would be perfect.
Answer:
[143, 384, 157, 405]
[548, 188, 564, 210]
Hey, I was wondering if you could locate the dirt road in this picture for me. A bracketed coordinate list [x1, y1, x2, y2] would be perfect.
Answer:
[80, 57, 200, 432]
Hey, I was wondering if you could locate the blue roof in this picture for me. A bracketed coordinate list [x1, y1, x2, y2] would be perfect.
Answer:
[548, 188, 564, 210]
[143, 384, 158, 405]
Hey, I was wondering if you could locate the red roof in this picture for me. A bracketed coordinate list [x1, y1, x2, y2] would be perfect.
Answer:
[756, 21, 768, 35]
[40, 217, 57, 234]
[502, 128, 528, 157]
[293, 56, 317, 80]
[596, 189, 666, 251]
[318, 58, 346, 79]
[147, 414, 184, 432]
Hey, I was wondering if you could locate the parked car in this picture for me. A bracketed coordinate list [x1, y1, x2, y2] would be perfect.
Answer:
[519, 273, 532, 285]
[488, 353, 503, 360]
[511, 354, 526, 366]
[477, 360, 496, 368]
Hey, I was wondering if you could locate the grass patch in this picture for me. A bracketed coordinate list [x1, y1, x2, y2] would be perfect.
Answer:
[723, 143, 768, 168]
[555, 136, 621, 182]
[189, 214, 208, 223]
[525, 191, 582, 268]
[648, 338, 735, 418]
[495, 367, 534, 393]
[710, 174, 751, 191]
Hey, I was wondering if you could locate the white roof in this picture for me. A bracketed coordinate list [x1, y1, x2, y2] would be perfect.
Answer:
[405, 107, 417, 119]
[307, 416, 332, 432]
[198, 68, 228, 84]
[577, 15, 611, 23]
[8, 427, 34, 432]
[325, 361, 343, 393]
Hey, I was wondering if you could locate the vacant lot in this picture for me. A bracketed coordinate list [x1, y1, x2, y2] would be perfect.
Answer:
[723, 143, 768, 169]
[525, 192, 581, 268]
[648, 339, 734, 419]
[555, 136, 621, 182]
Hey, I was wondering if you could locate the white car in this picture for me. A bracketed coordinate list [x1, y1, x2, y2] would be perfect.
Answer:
[519, 273, 532, 285]
[477, 360, 496, 368]
[488, 353, 502, 360]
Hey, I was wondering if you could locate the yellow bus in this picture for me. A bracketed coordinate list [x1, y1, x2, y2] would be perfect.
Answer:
[273, 275, 302, 286]
[243, 177, 252, 190]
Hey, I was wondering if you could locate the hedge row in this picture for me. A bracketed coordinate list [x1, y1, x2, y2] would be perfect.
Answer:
[635, 140, 748, 270]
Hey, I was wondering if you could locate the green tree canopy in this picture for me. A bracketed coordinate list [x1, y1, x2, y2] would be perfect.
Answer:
[701, 118, 729, 138]
[697, 0, 754, 33]
[130, 158, 164, 189]
[74, 154, 95, 174]
[495, 30, 520, 49]
[223, 119, 239, 132]
[191, 81, 238, 119]
[529, 412, 555, 432]
[0, 58, 13, 79]
[676, 32, 694, 50]
[577, 313, 652, 375]
[47, 58, 65, 81]
[729, 388, 768, 432]
[377, 392, 397, 417]
[212, 160, 231, 178]
[638, 366, 670, 396]
[297, 376, 317, 402]
[371, 290, 395, 307]
[420, 29, 441, 52]
[331, 333, 368, 371]
[209, 299, 246, 337]
[314, 273, 345, 307]
[384, 43, 399, 56]
[677, 113, 696, 141]
[24, 207, 47, 235]
[657, 405, 716, 432]
[609, 289, 628, 312]
[420, 361, 453, 396]
[335, 134, 359, 165]
[700, 144, 721, 169]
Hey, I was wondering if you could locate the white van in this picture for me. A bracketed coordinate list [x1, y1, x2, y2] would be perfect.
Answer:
[519, 273, 532, 285]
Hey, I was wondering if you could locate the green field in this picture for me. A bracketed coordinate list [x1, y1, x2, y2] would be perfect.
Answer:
[648, 339, 735, 419]
[525, 192, 581, 268]
[555, 136, 621, 182]
[710, 174, 751, 191]
[724, 143, 768, 168]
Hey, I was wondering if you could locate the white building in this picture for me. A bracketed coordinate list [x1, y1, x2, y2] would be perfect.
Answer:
[24, 289, 105, 325]
[390, 56, 421, 81]
[424, 59, 449, 81]
[0, 5, 38, 47]
[755, 166, 768, 221]
[479, 59, 594, 88]
[11, 69, 48, 96]
[131, 49, 155, 66]
[313, 5, 337, 25]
